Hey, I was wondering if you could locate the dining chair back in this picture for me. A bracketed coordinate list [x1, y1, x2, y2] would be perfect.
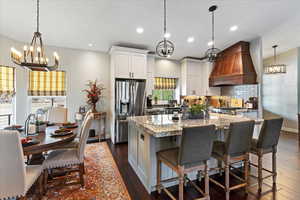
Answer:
[0, 130, 26, 199]
[78, 114, 93, 162]
[226, 120, 255, 156]
[47, 107, 68, 124]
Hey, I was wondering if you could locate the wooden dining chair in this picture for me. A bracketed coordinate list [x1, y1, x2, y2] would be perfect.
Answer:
[46, 107, 68, 124]
[0, 130, 44, 200]
[43, 114, 93, 190]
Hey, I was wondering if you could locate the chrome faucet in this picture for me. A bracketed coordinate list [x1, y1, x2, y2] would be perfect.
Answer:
[24, 114, 36, 136]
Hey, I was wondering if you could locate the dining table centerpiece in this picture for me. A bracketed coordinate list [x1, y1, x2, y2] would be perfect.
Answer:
[83, 80, 104, 113]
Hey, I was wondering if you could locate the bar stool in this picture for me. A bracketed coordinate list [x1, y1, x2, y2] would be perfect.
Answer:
[209, 120, 255, 200]
[156, 125, 216, 200]
[249, 118, 283, 195]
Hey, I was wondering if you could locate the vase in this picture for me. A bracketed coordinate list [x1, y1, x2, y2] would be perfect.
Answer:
[92, 103, 97, 113]
[188, 111, 204, 119]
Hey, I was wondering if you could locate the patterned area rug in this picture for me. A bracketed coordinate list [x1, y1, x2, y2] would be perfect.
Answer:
[45, 142, 131, 200]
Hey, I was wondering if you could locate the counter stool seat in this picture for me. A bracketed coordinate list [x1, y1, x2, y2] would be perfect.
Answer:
[156, 125, 216, 200]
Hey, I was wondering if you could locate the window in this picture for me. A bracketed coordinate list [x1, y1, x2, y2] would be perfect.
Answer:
[30, 97, 66, 114]
[152, 77, 177, 104]
[0, 66, 15, 128]
[28, 70, 67, 115]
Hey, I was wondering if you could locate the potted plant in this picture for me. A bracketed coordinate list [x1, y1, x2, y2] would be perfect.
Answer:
[188, 104, 206, 119]
[83, 80, 105, 113]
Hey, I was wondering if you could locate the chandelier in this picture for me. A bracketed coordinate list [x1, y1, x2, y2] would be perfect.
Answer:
[10, 0, 59, 71]
[205, 5, 221, 63]
[156, 0, 174, 58]
[264, 45, 286, 74]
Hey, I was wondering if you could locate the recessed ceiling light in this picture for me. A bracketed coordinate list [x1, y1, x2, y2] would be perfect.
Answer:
[164, 32, 171, 38]
[187, 37, 195, 43]
[88, 43, 93, 47]
[230, 25, 238, 32]
[136, 27, 144, 34]
[207, 41, 214, 46]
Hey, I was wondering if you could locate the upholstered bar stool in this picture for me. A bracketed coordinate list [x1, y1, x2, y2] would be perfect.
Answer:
[156, 125, 216, 200]
[249, 118, 283, 195]
[209, 120, 255, 200]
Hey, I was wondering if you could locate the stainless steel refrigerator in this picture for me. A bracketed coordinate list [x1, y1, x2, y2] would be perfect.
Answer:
[115, 79, 146, 143]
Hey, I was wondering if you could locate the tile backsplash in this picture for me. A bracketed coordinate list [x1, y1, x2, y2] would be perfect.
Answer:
[221, 85, 258, 100]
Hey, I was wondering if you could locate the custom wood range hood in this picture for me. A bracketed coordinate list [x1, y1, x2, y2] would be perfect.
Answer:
[209, 41, 257, 87]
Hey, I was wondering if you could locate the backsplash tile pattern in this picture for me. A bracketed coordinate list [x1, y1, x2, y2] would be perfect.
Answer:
[221, 85, 258, 100]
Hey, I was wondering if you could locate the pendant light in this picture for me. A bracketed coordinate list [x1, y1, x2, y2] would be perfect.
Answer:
[156, 0, 174, 58]
[264, 45, 287, 74]
[205, 5, 221, 62]
[10, 0, 59, 71]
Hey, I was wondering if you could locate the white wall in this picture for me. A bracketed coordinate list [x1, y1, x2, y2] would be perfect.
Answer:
[0, 35, 111, 135]
[263, 48, 298, 132]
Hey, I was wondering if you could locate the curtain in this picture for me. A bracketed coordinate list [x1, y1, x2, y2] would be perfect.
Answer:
[0, 66, 15, 96]
[28, 71, 66, 96]
[154, 77, 177, 89]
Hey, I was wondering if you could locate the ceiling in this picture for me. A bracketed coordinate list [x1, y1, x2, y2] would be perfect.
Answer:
[1, 0, 300, 60]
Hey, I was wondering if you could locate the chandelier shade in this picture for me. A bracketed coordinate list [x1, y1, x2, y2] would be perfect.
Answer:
[156, 0, 174, 58]
[205, 5, 221, 63]
[10, 0, 59, 71]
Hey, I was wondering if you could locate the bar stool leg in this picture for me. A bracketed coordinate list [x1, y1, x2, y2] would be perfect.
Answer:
[204, 161, 210, 200]
[157, 158, 162, 194]
[258, 152, 263, 195]
[244, 154, 249, 195]
[225, 157, 230, 200]
[272, 147, 277, 191]
[179, 168, 184, 200]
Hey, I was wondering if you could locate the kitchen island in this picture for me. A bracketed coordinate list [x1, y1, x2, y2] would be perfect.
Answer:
[128, 113, 262, 193]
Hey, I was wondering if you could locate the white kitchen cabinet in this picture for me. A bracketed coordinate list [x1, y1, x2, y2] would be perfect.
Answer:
[111, 46, 148, 79]
[181, 58, 220, 96]
[131, 54, 147, 79]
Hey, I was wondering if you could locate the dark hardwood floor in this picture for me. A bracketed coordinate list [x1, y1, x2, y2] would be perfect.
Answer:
[107, 132, 300, 200]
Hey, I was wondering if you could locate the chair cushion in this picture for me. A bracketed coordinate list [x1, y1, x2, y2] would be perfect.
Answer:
[157, 147, 179, 166]
[25, 165, 43, 193]
[212, 140, 226, 158]
[43, 149, 81, 169]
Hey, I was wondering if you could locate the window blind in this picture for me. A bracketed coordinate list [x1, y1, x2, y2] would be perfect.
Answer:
[154, 77, 177, 90]
[28, 71, 66, 96]
[0, 66, 15, 96]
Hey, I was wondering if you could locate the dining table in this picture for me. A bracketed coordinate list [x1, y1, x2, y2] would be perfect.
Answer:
[22, 126, 78, 164]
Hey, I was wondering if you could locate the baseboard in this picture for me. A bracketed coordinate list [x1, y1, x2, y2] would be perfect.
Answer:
[282, 127, 298, 133]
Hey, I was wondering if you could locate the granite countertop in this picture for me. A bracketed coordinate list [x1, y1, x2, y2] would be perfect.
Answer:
[128, 113, 263, 138]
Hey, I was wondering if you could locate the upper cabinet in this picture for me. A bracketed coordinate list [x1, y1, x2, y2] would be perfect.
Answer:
[110, 46, 148, 79]
[181, 58, 220, 96]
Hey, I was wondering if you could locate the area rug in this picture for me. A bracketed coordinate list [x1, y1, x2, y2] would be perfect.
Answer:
[45, 142, 131, 200]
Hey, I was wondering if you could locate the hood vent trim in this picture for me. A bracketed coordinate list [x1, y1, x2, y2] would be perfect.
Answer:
[209, 41, 257, 87]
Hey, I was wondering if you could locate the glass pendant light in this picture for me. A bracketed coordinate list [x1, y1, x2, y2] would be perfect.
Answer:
[264, 45, 287, 74]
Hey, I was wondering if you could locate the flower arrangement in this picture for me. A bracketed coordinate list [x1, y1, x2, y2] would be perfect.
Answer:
[83, 80, 105, 113]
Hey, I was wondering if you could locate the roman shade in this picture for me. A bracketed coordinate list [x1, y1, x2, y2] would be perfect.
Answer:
[154, 77, 177, 89]
[0, 66, 15, 96]
[28, 71, 66, 96]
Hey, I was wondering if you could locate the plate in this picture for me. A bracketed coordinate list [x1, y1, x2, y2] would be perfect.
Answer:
[51, 130, 73, 137]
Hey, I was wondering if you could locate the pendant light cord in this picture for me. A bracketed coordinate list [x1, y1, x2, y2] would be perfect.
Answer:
[273, 45, 278, 64]
[164, 0, 167, 36]
[37, 0, 40, 33]
[212, 10, 215, 48]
